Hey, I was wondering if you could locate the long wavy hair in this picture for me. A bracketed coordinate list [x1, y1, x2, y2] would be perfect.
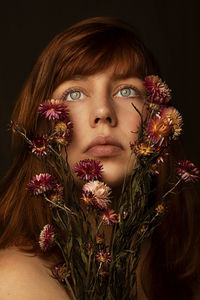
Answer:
[0, 17, 199, 300]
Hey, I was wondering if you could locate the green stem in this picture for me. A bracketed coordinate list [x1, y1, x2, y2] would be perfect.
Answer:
[64, 277, 77, 300]
[109, 223, 117, 253]
[43, 194, 75, 215]
[162, 178, 182, 200]
[55, 240, 68, 264]
[86, 252, 92, 292]
[95, 220, 103, 236]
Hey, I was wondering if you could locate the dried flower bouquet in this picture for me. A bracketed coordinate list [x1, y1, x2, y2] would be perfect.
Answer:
[10, 75, 199, 300]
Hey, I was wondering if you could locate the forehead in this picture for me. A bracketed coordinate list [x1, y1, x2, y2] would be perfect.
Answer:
[53, 67, 145, 97]
[61, 62, 144, 82]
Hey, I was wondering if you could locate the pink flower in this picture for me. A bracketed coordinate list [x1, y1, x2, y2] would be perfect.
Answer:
[27, 173, 57, 195]
[99, 209, 120, 225]
[39, 224, 55, 251]
[82, 181, 111, 210]
[177, 160, 200, 183]
[30, 135, 49, 156]
[144, 75, 172, 104]
[38, 99, 69, 120]
[74, 159, 103, 181]
[96, 250, 111, 264]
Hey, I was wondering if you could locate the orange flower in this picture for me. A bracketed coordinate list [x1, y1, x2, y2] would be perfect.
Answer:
[147, 115, 172, 145]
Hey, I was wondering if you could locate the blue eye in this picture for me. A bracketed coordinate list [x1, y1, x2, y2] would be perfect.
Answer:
[61, 89, 85, 101]
[116, 87, 138, 98]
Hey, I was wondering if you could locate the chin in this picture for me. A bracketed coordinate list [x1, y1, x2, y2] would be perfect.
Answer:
[100, 162, 129, 188]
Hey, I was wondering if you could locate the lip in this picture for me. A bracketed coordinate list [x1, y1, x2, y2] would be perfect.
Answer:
[84, 136, 123, 157]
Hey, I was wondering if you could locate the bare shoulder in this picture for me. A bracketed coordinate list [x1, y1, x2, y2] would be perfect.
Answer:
[0, 247, 71, 300]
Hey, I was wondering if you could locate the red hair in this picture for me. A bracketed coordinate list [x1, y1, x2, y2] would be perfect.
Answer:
[0, 17, 199, 299]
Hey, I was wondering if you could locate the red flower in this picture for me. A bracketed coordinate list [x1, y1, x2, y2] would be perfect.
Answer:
[39, 224, 55, 251]
[177, 160, 200, 183]
[96, 250, 111, 264]
[30, 135, 49, 156]
[27, 173, 57, 195]
[99, 209, 120, 225]
[38, 99, 69, 120]
[144, 75, 171, 104]
[74, 159, 103, 181]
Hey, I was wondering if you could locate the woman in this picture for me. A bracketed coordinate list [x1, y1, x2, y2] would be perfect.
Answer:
[0, 17, 200, 299]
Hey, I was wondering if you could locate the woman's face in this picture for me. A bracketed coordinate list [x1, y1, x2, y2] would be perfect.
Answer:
[52, 66, 145, 187]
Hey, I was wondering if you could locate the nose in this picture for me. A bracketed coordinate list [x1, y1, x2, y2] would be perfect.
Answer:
[89, 97, 118, 128]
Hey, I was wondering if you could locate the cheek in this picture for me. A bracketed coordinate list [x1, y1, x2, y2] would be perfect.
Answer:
[68, 104, 89, 133]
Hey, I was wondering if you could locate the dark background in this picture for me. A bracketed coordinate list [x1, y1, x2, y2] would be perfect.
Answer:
[0, 0, 199, 179]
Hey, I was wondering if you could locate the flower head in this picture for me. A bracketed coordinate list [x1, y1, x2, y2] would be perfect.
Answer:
[99, 266, 109, 276]
[177, 160, 200, 183]
[38, 99, 69, 120]
[130, 141, 154, 156]
[82, 181, 111, 210]
[81, 190, 96, 206]
[149, 163, 160, 175]
[155, 203, 165, 214]
[49, 184, 64, 204]
[160, 106, 183, 139]
[39, 224, 55, 251]
[96, 234, 105, 244]
[8, 120, 23, 133]
[144, 75, 172, 104]
[53, 131, 71, 146]
[123, 211, 128, 220]
[99, 209, 120, 225]
[74, 159, 103, 181]
[27, 173, 57, 195]
[147, 114, 173, 145]
[139, 224, 148, 235]
[96, 250, 111, 264]
[30, 135, 49, 156]
[55, 264, 70, 282]
[54, 120, 73, 146]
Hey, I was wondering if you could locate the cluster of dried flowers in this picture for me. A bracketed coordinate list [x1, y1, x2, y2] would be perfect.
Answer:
[10, 75, 199, 300]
